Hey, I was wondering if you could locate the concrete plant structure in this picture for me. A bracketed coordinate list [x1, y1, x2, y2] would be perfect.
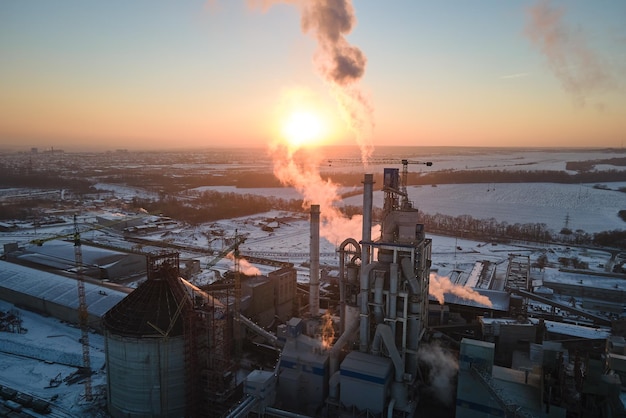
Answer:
[272, 168, 433, 416]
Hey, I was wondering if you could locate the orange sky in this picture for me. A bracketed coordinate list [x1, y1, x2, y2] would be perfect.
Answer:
[1, 1, 624, 152]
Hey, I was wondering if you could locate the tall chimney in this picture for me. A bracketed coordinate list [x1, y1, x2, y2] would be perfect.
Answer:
[310, 204, 320, 317]
[361, 174, 374, 262]
[360, 174, 374, 351]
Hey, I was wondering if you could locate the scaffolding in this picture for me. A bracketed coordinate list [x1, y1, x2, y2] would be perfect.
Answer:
[205, 286, 237, 417]
[505, 254, 531, 316]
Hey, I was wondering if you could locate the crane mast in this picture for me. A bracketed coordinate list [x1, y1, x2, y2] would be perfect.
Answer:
[399, 159, 432, 209]
[233, 241, 242, 357]
[74, 215, 92, 401]
[327, 158, 433, 211]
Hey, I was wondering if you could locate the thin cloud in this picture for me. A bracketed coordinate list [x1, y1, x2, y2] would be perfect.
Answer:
[499, 72, 531, 79]
[525, 0, 616, 107]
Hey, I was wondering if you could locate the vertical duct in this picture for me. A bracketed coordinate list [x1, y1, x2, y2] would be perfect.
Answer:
[361, 174, 374, 263]
[310, 204, 320, 317]
[359, 174, 374, 351]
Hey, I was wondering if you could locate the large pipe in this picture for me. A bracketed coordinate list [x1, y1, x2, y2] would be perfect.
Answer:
[371, 323, 409, 410]
[361, 173, 374, 264]
[389, 261, 399, 333]
[373, 272, 385, 325]
[401, 257, 420, 295]
[338, 237, 360, 334]
[237, 313, 283, 348]
[328, 371, 341, 401]
[359, 174, 374, 351]
[401, 255, 423, 377]
[359, 262, 380, 352]
[371, 323, 404, 382]
[265, 406, 312, 418]
[309, 204, 320, 317]
[224, 395, 257, 418]
[330, 314, 360, 376]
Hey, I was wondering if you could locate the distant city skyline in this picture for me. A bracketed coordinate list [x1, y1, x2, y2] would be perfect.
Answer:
[1, 0, 624, 152]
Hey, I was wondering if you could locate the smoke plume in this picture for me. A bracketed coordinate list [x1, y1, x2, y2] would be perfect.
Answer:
[417, 341, 459, 405]
[269, 142, 377, 243]
[429, 273, 493, 308]
[249, 0, 379, 243]
[250, 0, 374, 162]
[226, 252, 261, 276]
[525, 0, 615, 107]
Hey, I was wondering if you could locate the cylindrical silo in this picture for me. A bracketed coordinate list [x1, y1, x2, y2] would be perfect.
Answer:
[103, 267, 190, 418]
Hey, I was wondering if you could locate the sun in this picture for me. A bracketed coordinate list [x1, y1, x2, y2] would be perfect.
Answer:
[281, 110, 325, 148]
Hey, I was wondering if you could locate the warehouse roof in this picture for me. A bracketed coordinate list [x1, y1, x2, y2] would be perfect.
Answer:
[0, 260, 127, 317]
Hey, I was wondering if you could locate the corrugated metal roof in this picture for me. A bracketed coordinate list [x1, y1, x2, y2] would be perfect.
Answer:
[17, 241, 130, 270]
[103, 275, 190, 337]
[0, 260, 127, 317]
[432, 289, 510, 312]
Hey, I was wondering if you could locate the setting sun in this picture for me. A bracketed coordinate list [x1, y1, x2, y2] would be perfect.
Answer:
[281, 110, 325, 148]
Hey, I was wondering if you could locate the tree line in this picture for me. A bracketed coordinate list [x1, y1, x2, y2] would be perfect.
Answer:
[129, 190, 305, 225]
[418, 211, 626, 249]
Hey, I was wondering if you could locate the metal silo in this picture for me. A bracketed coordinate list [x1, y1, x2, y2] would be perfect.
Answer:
[103, 253, 190, 418]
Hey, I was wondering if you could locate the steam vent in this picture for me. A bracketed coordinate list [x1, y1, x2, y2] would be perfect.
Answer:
[103, 252, 232, 418]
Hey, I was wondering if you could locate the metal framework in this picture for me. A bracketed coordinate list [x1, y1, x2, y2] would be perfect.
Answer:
[74, 215, 92, 401]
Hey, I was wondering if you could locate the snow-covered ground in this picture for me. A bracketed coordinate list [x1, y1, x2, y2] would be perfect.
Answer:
[0, 299, 108, 417]
[2, 148, 626, 416]
[405, 182, 626, 234]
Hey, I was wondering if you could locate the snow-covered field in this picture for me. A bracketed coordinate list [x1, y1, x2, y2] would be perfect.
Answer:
[402, 182, 625, 234]
[0, 299, 108, 417]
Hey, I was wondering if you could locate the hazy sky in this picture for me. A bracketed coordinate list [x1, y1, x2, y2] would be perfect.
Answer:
[1, 0, 625, 152]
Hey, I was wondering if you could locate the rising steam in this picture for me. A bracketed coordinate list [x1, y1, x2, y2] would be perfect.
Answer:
[250, 0, 374, 162]
[429, 273, 493, 307]
[269, 141, 375, 243]
[525, 0, 615, 107]
[226, 252, 261, 276]
[417, 341, 459, 405]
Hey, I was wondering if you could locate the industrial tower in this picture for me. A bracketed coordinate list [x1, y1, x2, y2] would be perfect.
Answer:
[274, 164, 433, 416]
[335, 167, 432, 415]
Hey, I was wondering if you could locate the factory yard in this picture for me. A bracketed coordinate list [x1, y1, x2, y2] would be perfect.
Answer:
[0, 225, 621, 416]
[2, 147, 626, 417]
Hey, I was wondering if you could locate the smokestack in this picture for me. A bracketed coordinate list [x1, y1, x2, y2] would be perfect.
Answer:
[359, 173, 374, 351]
[310, 204, 321, 317]
[361, 173, 374, 264]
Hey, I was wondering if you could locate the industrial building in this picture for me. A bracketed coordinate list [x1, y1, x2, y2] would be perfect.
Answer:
[3, 164, 626, 417]
[90, 166, 436, 417]
[0, 259, 126, 331]
[4, 240, 146, 281]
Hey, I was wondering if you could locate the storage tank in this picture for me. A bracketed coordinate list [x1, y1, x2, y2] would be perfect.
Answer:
[103, 255, 189, 418]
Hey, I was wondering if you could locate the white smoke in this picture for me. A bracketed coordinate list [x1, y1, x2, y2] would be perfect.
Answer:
[249, 0, 374, 162]
[417, 341, 459, 405]
[226, 252, 261, 276]
[269, 142, 374, 243]
[525, 0, 616, 108]
[429, 272, 493, 308]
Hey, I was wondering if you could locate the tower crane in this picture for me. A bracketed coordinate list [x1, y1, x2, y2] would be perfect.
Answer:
[73, 215, 93, 401]
[204, 232, 247, 271]
[233, 238, 243, 357]
[29, 216, 95, 401]
[199, 231, 246, 357]
[327, 158, 433, 210]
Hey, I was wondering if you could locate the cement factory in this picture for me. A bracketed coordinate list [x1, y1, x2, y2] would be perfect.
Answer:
[2, 164, 626, 417]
